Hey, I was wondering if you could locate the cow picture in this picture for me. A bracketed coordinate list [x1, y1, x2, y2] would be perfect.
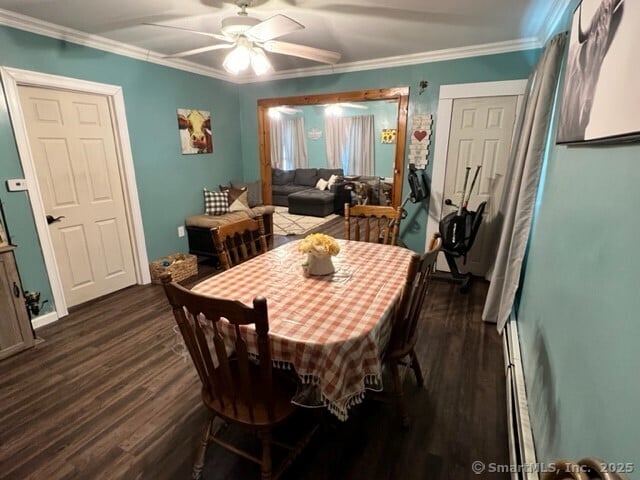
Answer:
[557, 0, 637, 144]
[177, 109, 214, 154]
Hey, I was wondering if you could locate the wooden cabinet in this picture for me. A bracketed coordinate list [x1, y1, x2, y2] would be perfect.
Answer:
[0, 246, 35, 360]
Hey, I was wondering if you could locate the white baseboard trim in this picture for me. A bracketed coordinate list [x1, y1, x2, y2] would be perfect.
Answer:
[504, 314, 538, 480]
[31, 311, 58, 329]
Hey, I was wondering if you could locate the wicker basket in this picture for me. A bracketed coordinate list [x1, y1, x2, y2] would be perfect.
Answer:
[149, 252, 197, 284]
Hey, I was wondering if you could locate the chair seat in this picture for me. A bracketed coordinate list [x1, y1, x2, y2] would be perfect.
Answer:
[202, 361, 298, 427]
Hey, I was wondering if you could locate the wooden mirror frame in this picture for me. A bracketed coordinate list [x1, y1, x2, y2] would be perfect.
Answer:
[257, 87, 410, 208]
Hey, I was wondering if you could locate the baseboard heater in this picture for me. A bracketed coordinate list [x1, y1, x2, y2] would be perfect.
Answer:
[503, 314, 538, 480]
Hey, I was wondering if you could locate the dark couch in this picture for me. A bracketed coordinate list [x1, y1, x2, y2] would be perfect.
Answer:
[271, 168, 349, 214]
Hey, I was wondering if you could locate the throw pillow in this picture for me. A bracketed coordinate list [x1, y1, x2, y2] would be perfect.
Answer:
[229, 191, 251, 212]
[219, 184, 247, 205]
[230, 180, 262, 207]
[204, 188, 229, 216]
[318, 168, 344, 181]
[327, 174, 339, 190]
[316, 178, 329, 191]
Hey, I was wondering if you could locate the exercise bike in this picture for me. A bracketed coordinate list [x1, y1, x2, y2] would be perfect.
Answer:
[436, 165, 486, 293]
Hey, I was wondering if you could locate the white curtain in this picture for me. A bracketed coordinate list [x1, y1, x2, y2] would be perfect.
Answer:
[482, 32, 567, 332]
[270, 117, 308, 170]
[324, 115, 374, 175]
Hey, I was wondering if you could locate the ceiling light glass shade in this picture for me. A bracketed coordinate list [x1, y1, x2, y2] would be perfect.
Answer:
[268, 108, 281, 119]
[223, 40, 251, 74]
[250, 47, 272, 76]
[325, 105, 343, 116]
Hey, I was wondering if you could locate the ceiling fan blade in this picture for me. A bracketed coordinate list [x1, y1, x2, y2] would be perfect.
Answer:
[164, 43, 234, 58]
[262, 40, 341, 64]
[245, 14, 304, 42]
[143, 23, 231, 42]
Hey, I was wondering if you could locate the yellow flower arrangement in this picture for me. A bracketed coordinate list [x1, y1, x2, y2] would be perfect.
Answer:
[298, 233, 340, 256]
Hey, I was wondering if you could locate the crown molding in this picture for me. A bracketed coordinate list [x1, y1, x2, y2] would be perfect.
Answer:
[1, 6, 558, 86]
[236, 37, 542, 84]
[0, 8, 231, 82]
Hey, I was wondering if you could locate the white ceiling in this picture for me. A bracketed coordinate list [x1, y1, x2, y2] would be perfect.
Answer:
[0, 0, 568, 82]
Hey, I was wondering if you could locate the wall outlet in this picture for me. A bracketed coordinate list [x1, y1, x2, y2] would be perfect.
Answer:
[6, 179, 28, 191]
[177, 226, 185, 237]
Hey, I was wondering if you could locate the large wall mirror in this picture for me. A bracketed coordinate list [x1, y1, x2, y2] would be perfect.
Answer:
[257, 87, 409, 208]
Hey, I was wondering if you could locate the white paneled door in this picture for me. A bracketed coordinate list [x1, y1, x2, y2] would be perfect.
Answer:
[18, 86, 136, 307]
[441, 95, 518, 276]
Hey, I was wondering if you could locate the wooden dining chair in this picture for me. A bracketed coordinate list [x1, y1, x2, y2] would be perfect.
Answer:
[385, 233, 442, 426]
[212, 216, 268, 270]
[161, 275, 317, 480]
[343, 203, 402, 246]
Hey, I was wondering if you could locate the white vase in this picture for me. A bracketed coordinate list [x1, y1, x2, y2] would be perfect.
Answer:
[307, 253, 335, 276]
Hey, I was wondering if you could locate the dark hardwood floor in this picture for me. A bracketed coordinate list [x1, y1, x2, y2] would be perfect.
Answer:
[0, 218, 508, 480]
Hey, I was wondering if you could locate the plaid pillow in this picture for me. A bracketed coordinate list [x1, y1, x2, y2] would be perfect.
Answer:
[204, 188, 229, 216]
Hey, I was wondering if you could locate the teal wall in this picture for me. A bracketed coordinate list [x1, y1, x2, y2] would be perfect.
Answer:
[517, 1, 640, 468]
[0, 25, 242, 313]
[0, 24, 539, 318]
[2, 5, 636, 468]
[294, 101, 397, 177]
[298, 106, 324, 169]
[237, 50, 540, 252]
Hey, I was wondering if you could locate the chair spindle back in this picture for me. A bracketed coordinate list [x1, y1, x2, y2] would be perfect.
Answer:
[212, 216, 268, 270]
[162, 277, 276, 423]
[391, 234, 442, 352]
[344, 204, 402, 246]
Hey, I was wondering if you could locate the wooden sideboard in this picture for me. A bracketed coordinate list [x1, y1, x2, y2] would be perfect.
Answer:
[0, 245, 35, 360]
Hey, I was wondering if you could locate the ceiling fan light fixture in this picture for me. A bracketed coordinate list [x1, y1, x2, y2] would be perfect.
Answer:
[223, 38, 251, 74]
[250, 47, 272, 76]
[150, 2, 341, 76]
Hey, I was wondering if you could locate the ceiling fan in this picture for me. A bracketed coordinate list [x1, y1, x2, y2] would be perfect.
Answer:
[145, 1, 341, 75]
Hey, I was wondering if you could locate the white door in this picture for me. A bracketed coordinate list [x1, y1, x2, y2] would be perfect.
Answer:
[439, 95, 518, 276]
[18, 86, 136, 307]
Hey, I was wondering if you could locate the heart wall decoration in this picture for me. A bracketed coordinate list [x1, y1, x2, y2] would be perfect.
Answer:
[410, 114, 433, 168]
[413, 130, 428, 142]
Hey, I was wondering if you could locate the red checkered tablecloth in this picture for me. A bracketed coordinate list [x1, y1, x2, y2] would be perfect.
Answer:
[191, 239, 414, 420]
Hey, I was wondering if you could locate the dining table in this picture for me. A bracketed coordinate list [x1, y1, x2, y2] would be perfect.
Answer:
[191, 238, 415, 421]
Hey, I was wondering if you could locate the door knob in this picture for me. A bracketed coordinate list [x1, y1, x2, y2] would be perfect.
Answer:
[46, 215, 65, 225]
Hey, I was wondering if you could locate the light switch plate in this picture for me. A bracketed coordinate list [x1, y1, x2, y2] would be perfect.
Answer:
[6, 179, 28, 191]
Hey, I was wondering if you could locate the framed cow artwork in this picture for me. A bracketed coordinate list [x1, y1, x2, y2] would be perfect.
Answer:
[557, 0, 636, 144]
[177, 108, 214, 154]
